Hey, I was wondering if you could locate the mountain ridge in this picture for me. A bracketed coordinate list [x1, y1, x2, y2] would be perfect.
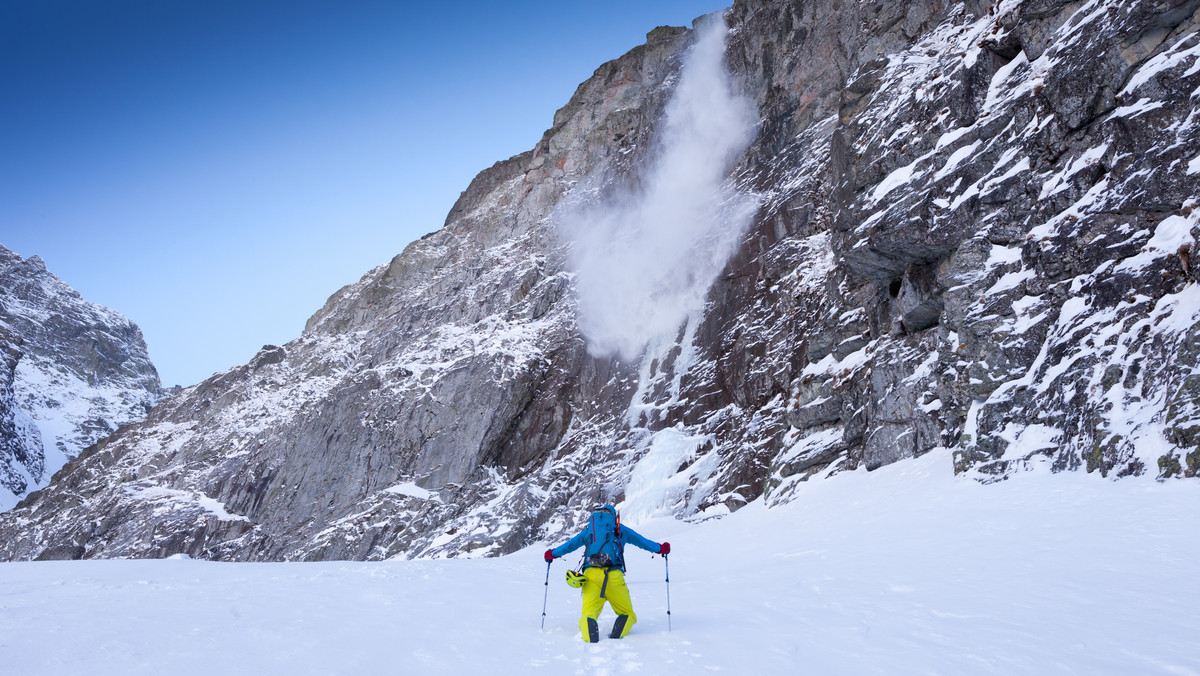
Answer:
[2, 0, 1197, 561]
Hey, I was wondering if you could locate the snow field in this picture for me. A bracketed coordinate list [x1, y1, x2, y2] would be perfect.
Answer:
[1, 449, 1197, 675]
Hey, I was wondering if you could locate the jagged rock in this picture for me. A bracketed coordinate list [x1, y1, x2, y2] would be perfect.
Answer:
[787, 375, 842, 430]
[1, 0, 1197, 561]
[0, 323, 40, 502]
[0, 245, 162, 509]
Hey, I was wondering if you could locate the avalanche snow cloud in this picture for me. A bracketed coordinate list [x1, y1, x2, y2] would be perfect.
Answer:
[559, 14, 760, 360]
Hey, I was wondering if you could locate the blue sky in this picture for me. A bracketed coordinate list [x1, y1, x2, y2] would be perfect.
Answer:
[1, 0, 728, 387]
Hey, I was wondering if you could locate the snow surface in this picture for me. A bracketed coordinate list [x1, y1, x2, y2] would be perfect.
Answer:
[384, 482, 442, 502]
[2, 450, 1196, 675]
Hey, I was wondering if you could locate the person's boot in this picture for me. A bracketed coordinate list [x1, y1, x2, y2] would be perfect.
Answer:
[609, 615, 629, 639]
[586, 618, 600, 643]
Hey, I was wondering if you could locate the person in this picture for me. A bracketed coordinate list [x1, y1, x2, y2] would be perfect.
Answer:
[544, 504, 670, 642]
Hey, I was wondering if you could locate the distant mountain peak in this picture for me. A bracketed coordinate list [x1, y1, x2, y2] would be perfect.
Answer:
[0, 244, 162, 510]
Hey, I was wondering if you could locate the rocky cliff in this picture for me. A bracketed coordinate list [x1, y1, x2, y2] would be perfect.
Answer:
[0, 245, 163, 511]
[1, 0, 1196, 561]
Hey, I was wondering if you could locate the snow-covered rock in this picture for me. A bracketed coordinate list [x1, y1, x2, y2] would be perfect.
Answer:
[1, 0, 1197, 562]
[0, 245, 162, 511]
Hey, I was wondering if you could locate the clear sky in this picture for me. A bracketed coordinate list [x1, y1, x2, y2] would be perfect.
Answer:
[1, 0, 729, 387]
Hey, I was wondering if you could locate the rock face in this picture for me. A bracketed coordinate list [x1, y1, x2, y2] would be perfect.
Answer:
[1, 0, 1197, 561]
[0, 246, 163, 511]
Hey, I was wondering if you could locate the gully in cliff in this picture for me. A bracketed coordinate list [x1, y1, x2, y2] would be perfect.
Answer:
[543, 505, 670, 642]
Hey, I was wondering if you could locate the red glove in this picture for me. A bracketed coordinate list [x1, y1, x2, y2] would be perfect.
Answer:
[659, 542, 670, 556]
[544, 549, 556, 562]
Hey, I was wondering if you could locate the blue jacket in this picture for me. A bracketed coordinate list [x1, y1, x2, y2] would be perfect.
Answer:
[551, 508, 661, 572]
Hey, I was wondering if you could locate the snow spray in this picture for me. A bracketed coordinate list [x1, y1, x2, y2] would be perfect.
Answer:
[559, 13, 760, 361]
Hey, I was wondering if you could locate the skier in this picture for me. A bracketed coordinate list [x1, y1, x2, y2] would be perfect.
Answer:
[544, 504, 670, 642]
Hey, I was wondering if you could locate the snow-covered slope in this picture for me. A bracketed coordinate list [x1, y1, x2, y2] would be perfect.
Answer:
[1, 0, 1198, 562]
[1, 452, 1196, 674]
[0, 245, 162, 511]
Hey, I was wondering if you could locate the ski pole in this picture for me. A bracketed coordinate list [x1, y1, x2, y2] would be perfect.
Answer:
[541, 559, 551, 630]
[664, 554, 672, 632]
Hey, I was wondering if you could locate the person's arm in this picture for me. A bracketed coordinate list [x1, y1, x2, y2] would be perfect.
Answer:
[621, 526, 668, 555]
[549, 529, 590, 559]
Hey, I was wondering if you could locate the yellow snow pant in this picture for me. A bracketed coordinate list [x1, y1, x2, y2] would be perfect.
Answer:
[579, 567, 637, 641]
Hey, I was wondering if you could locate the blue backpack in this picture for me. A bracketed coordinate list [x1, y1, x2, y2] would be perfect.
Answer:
[583, 506, 623, 569]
